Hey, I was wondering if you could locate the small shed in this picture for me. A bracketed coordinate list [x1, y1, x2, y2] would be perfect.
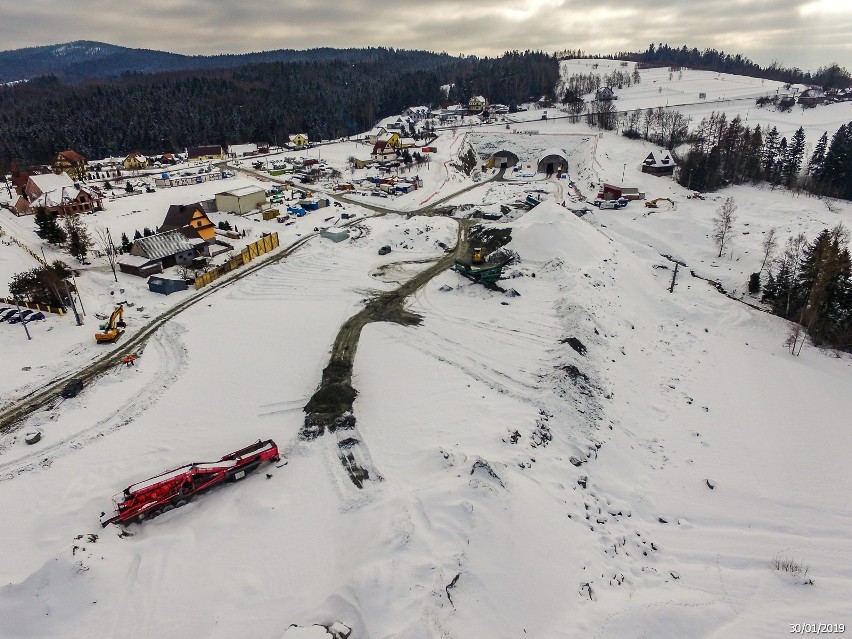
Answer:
[147, 276, 188, 295]
[215, 186, 267, 214]
[118, 255, 164, 278]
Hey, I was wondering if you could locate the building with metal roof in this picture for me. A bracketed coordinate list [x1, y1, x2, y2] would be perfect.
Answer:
[130, 229, 195, 268]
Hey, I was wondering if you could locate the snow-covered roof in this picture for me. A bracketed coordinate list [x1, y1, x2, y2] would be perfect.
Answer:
[228, 143, 258, 155]
[28, 172, 74, 194]
[218, 186, 265, 197]
[643, 149, 676, 167]
[132, 229, 194, 260]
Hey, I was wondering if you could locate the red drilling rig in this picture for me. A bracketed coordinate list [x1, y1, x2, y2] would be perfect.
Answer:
[100, 439, 280, 527]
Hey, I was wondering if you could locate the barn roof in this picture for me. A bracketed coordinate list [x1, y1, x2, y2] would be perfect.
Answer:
[161, 202, 208, 230]
[133, 229, 194, 260]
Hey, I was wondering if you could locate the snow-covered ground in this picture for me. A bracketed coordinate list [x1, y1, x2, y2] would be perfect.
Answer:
[1, 62, 851, 638]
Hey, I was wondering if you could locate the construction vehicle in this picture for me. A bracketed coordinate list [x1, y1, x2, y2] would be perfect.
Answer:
[95, 305, 126, 343]
[471, 247, 484, 264]
[100, 439, 280, 527]
[645, 198, 674, 209]
[453, 257, 512, 286]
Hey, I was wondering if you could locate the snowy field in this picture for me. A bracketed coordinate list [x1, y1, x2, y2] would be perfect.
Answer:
[1, 61, 851, 638]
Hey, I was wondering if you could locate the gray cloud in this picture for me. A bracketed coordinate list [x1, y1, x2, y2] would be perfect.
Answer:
[1, 0, 849, 70]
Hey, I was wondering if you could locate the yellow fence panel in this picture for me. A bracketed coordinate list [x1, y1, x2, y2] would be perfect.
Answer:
[193, 232, 280, 289]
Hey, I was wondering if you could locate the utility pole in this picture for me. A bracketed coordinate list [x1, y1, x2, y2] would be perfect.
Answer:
[14, 299, 32, 340]
[71, 274, 86, 315]
[622, 163, 626, 185]
[63, 279, 82, 326]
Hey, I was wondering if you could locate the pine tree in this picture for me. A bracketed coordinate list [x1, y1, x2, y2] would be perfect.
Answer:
[782, 126, 806, 187]
[807, 131, 828, 177]
[133, 229, 143, 240]
[817, 122, 851, 199]
[762, 126, 779, 176]
[63, 213, 90, 261]
[120, 232, 132, 252]
[797, 225, 851, 343]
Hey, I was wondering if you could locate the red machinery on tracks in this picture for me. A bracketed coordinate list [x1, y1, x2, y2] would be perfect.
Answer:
[100, 439, 280, 527]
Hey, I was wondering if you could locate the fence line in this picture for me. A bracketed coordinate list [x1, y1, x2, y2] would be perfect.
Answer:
[194, 233, 279, 289]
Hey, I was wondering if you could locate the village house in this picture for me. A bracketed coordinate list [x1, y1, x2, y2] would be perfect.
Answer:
[403, 106, 431, 120]
[366, 126, 387, 144]
[186, 145, 224, 161]
[595, 87, 617, 101]
[14, 182, 104, 217]
[23, 172, 74, 201]
[468, 96, 488, 114]
[128, 229, 196, 270]
[798, 88, 826, 107]
[227, 143, 259, 157]
[52, 150, 87, 180]
[377, 132, 401, 149]
[159, 202, 217, 242]
[288, 134, 309, 148]
[122, 153, 150, 170]
[371, 141, 398, 163]
[641, 149, 677, 176]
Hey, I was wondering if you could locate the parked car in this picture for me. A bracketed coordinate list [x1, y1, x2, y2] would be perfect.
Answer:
[24, 311, 46, 322]
[594, 199, 619, 210]
[0, 309, 18, 321]
[7, 309, 33, 324]
[60, 379, 84, 398]
[378, 245, 392, 255]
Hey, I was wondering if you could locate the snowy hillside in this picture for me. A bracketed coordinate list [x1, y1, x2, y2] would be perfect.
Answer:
[1, 61, 851, 639]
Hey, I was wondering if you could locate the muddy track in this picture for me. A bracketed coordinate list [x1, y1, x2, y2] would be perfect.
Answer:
[302, 220, 473, 488]
[1, 163, 497, 435]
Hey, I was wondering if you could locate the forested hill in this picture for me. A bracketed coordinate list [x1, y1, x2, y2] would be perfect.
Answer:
[0, 41, 459, 84]
[0, 50, 558, 167]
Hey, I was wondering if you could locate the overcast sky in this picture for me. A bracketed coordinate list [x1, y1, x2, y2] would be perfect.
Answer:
[2, 0, 850, 71]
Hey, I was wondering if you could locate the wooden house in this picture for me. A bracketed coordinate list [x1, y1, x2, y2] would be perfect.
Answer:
[159, 202, 217, 242]
[186, 145, 224, 161]
[288, 134, 309, 147]
[641, 149, 677, 176]
[468, 96, 488, 114]
[52, 150, 87, 180]
[122, 153, 150, 170]
[371, 141, 398, 163]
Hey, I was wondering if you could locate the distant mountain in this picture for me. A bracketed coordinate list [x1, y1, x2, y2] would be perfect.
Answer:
[0, 41, 458, 84]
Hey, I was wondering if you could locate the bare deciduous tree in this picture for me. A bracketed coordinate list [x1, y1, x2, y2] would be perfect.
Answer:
[712, 197, 737, 258]
[759, 227, 778, 274]
[93, 226, 119, 282]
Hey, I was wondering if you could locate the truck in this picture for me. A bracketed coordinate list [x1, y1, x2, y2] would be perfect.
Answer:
[100, 439, 281, 526]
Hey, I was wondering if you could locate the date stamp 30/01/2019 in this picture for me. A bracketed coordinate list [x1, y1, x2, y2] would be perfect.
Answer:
[790, 623, 845, 634]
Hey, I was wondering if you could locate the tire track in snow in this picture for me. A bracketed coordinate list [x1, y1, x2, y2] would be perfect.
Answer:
[0, 322, 188, 482]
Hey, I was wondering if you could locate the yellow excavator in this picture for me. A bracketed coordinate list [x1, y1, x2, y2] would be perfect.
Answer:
[472, 247, 484, 264]
[95, 305, 126, 343]
[645, 198, 675, 209]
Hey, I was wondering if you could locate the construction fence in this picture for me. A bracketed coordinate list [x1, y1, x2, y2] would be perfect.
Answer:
[0, 297, 66, 315]
[194, 232, 279, 289]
